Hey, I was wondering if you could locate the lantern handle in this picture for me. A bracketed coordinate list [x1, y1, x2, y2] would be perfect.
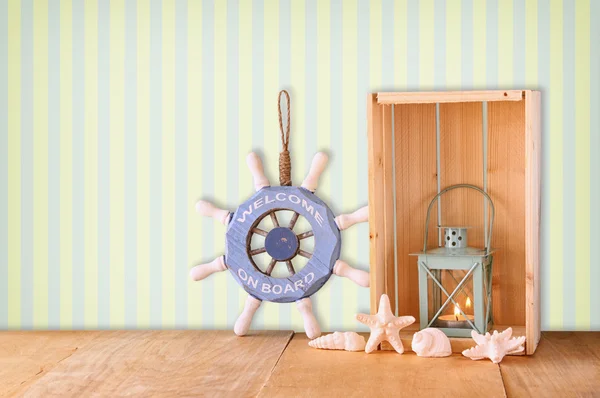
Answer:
[423, 184, 495, 255]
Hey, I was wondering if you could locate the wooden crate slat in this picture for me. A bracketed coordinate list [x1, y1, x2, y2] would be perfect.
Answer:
[394, 104, 438, 321]
[382, 105, 396, 312]
[377, 90, 524, 104]
[487, 101, 527, 326]
[438, 103, 485, 311]
[367, 94, 386, 312]
[525, 91, 542, 354]
[439, 102, 485, 246]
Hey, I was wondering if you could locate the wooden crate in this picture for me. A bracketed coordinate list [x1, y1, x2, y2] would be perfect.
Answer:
[367, 90, 541, 354]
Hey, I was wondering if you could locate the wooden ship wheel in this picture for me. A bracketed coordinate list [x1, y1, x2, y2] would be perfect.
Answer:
[191, 152, 369, 339]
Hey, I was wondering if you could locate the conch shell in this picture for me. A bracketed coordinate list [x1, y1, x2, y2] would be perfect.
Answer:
[462, 327, 526, 363]
[308, 332, 366, 352]
[411, 328, 452, 357]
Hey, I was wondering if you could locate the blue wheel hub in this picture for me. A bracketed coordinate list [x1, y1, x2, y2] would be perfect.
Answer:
[265, 227, 299, 261]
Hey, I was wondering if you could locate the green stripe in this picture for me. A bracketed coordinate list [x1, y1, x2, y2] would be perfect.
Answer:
[590, 0, 600, 330]
[562, 0, 576, 329]
[0, 0, 8, 329]
[124, 0, 137, 327]
[48, 0, 61, 328]
[200, 0, 215, 327]
[20, 0, 34, 330]
[97, 0, 110, 327]
[71, 0, 85, 328]
[149, 0, 162, 327]
[174, 0, 188, 328]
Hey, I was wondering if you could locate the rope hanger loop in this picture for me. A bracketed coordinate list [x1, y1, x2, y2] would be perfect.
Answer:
[278, 90, 292, 186]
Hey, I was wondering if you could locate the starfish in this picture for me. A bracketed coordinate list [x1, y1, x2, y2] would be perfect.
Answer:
[355, 294, 415, 354]
[462, 327, 526, 363]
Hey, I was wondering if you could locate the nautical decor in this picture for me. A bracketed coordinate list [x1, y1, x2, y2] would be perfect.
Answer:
[411, 328, 452, 358]
[356, 294, 415, 354]
[308, 332, 366, 352]
[410, 184, 495, 338]
[462, 327, 526, 363]
[190, 91, 370, 339]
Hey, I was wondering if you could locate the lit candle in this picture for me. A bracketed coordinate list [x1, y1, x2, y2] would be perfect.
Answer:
[435, 302, 475, 329]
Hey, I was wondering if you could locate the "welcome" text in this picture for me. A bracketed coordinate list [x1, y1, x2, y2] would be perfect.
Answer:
[236, 192, 324, 227]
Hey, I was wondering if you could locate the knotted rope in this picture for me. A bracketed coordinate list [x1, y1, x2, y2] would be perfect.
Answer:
[278, 90, 292, 186]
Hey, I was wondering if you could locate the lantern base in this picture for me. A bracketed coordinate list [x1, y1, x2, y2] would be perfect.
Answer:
[428, 321, 493, 338]
[433, 320, 474, 329]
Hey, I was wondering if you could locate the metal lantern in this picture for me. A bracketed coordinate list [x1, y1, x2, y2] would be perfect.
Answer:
[410, 184, 495, 338]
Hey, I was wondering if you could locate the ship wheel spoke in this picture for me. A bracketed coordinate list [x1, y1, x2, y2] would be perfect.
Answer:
[250, 247, 266, 256]
[286, 261, 295, 275]
[266, 258, 277, 275]
[252, 227, 268, 237]
[297, 230, 314, 240]
[298, 249, 312, 259]
[288, 212, 300, 230]
[270, 211, 279, 227]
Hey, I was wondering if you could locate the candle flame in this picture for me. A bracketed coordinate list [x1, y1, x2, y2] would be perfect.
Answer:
[466, 297, 472, 309]
[454, 304, 460, 321]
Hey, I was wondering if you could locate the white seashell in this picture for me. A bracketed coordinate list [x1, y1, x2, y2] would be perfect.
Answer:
[411, 328, 452, 357]
[462, 327, 526, 364]
[308, 332, 366, 352]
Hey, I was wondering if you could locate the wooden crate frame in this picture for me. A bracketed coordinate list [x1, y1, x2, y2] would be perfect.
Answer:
[367, 90, 541, 355]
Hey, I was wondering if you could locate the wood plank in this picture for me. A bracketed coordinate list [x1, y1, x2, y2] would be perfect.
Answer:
[525, 90, 542, 354]
[500, 332, 600, 397]
[378, 90, 524, 104]
[394, 104, 438, 323]
[438, 103, 485, 317]
[487, 101, 527, 326]
[380, 324, 526, 355]
[16, 331, 293, 397]
[367, 94, 386, 313]
[382, 104, 396, 312]
[0, 331, 101, 396]
[570, 332, 600, 359]
[439, 102, 484, 246]
[259, 333, 506, 397]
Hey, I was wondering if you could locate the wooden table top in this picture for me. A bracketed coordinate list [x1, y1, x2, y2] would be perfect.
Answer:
[1, 330, 598, 397]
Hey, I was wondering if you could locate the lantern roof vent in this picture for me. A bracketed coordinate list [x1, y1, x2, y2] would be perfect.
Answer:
[410, 184, 496, 258]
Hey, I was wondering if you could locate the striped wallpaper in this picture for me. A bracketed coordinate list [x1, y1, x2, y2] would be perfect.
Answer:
[1, 0, 598, 332]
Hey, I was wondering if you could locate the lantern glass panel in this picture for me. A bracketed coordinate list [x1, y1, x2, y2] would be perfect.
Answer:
[427, 270, 475, 329]
[416, 254, 493, 337]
